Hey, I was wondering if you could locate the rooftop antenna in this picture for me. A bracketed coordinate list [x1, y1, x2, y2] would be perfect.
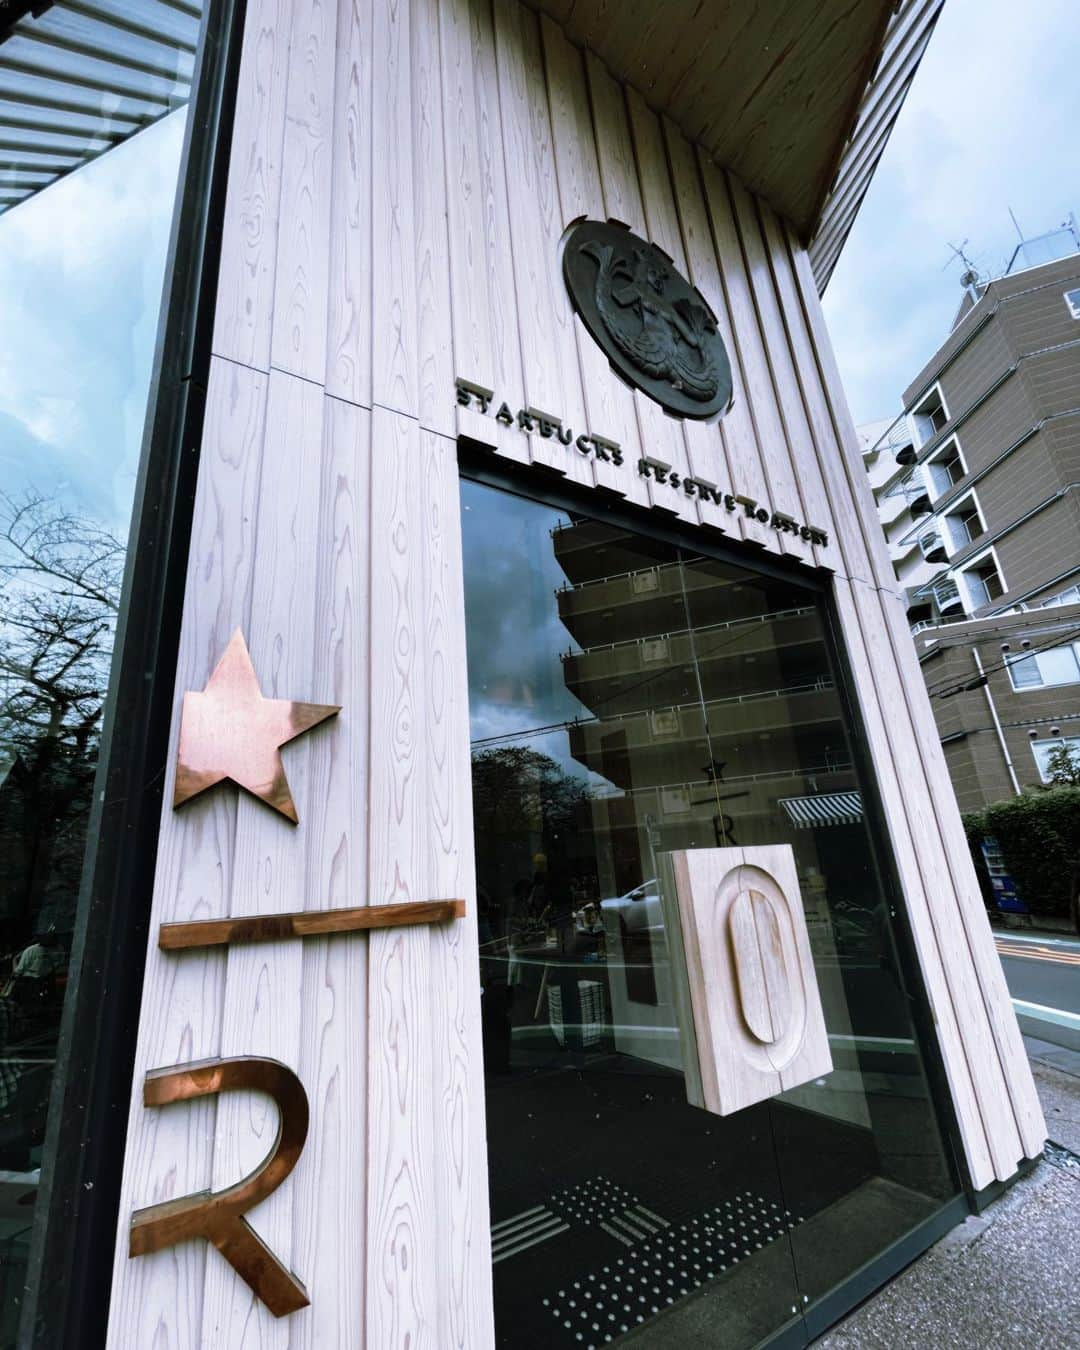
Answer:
[944, 239, 983, 295]
[1007, 206, 1025, 242]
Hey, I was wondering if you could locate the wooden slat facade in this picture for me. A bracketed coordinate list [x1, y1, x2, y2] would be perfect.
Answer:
[810, 0, 948, 289]
[106, 1, 1044, 1345]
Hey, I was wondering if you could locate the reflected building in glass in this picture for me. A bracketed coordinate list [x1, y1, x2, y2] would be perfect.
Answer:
[465, 481, 957, 1348]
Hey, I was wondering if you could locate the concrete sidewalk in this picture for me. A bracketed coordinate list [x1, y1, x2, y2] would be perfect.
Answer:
[815, 1041, 1080, 1349]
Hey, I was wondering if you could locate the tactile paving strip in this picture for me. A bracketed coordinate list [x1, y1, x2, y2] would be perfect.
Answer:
[538, 1188, 801, 1348]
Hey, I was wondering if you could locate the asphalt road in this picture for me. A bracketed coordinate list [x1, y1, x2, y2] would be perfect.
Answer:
[994, 933, 1080, 1015]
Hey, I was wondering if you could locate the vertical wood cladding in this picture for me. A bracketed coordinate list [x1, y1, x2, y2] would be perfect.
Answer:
[108, 0, 1044, 1344]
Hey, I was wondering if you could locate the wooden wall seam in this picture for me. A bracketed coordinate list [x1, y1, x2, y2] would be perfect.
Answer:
[107, 353, 267, 1345]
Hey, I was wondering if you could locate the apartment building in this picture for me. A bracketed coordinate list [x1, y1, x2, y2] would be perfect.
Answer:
[862, 221, 1080, 810]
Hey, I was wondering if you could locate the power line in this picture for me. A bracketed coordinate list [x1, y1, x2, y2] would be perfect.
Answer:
[927, 626, 1080, 700]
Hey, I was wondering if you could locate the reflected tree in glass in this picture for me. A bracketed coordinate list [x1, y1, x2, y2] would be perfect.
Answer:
[0, 490, 123, 1170]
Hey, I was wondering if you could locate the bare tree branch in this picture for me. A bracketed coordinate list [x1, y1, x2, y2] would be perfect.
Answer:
[0, 490, 125, 768]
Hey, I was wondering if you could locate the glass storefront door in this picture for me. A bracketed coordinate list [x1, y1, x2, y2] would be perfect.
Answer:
[461, 477, 959, 1349]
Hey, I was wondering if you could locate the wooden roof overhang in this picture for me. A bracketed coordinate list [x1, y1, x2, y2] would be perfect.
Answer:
[525, 0, 946, 289]
[0, 0, 946, 291]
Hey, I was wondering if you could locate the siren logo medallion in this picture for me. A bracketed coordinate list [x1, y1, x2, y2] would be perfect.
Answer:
[562, 219, 733, 421]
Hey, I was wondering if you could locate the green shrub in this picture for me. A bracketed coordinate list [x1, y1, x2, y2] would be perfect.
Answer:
[961, 810, 995, 913]
[965, 787, 1080, 924]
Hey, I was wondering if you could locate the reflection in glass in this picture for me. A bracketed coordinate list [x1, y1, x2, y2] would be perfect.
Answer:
[0, 4, 197, 1330]
[462, 480, 958, 1349]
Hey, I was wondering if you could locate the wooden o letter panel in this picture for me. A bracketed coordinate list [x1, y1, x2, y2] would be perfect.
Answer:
[661, 846, 832, 1116]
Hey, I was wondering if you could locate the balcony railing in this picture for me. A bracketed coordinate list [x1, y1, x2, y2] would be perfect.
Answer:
[885, 475, 931, 517]
[919, 528, 947, 563]
[932, 576, 963, 612]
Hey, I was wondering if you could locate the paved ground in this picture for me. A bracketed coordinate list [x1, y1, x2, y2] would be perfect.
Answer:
[815, 1042, 1080, 1349]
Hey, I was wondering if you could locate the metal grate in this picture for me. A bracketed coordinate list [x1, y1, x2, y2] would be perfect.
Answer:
[0, 0, 201, 215]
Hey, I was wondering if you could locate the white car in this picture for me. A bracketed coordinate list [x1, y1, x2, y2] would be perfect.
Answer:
[599, 880, 662, 935]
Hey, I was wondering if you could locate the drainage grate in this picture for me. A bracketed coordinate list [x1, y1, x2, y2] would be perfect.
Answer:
[1044, 1140, 1080, 1176]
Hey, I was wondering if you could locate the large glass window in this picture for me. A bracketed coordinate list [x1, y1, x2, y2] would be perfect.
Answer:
[0, 4, 198, 1338]
[1032, 736, 1080, 782]
[1006, 643, 1080, 689]
[462, 478, 958, 1350]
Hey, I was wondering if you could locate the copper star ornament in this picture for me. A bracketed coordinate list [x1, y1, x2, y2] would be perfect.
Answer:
[173, 629, 340, 823]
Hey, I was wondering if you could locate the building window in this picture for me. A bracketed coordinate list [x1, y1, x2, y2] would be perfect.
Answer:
[925, 436, 966, 498]
[1064, 288, 1080, 320]
[1007, 642, 1080, 689]
[1032, 736, 1080, 781]
[943, 494, 984, 552]
[961, 552, 1006, 609]
[908, 382, 950, 448]
[1038, 584, 1080, 608]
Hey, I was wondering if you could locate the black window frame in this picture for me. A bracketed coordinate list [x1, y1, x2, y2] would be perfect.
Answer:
[457, 439, 968, 1185]
[457, 443, 978, 1345]
[16, 2, 248, 1345]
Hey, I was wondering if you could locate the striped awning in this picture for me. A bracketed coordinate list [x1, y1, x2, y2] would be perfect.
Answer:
[778, 791, 863, 829]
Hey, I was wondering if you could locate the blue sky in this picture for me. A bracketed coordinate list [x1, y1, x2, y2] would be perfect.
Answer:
[823, 0, 1080, 428]
[0, 109, 185, 536]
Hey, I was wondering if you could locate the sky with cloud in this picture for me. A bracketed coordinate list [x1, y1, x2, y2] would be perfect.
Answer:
[0, 109, 186, 536]
[822, 0, 1080, 429]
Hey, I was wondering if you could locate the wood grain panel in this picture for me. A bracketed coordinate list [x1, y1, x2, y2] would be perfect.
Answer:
[661, 845, 832, 1116]
[421, 430, 494, 1349]
[213, 0, 293, 372]
[758, 209, 876, 586]
[785, 228, 904, 594]
[366, 406, 436, 1349]
[876, 586, 1045, 1161]
[372, 0, 419, 417]
[325, 0, 374, 406]
[289, 395, 370, 1349]
[460, 0, 530, 466]
[523, 0, 900, 242]
[732, 188, 837, 571]
[107, 357, 268, 1347]
[692, 149, 783, 554]
[540, 13, 647, 505]
[844, 575, 1024, 1180]
[662, 120, 752, 546]
[269, 0, 337, 383]
[586, 50, 695, 522]
[810, 0, 945, 288]
[414, 0, 456, 436]
[493, 0, 592, 486]
[828, 575, 996, 1188]
[626, 91, 729, 534]
[440, 0, 495, 396]
[200, 369, 326, 1346]
[719, 172, 815, 566]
